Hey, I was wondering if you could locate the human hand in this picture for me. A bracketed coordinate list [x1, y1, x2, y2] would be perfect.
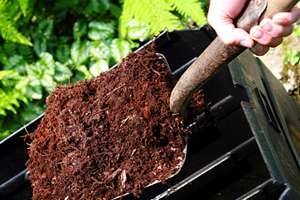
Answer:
[207, 0, 300, 56]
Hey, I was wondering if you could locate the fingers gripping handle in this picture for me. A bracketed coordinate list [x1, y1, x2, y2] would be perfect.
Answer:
[170, 0, 299, 114]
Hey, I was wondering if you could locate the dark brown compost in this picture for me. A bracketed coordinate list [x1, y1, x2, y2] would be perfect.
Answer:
[27, 45, 188, 200]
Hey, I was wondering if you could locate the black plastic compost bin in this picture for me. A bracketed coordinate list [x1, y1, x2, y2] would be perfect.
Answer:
[1, 25, 300, 200]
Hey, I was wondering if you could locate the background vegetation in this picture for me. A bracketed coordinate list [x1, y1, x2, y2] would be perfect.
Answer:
[0, 0, 208, 140]
[0, 0, 299, 141]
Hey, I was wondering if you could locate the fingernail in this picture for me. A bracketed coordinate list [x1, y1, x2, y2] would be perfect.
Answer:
[240, 40, 253, 48]
[273, 16, 288, 24]
[261, 21, 272, 32]
[251, 28, 263, 39]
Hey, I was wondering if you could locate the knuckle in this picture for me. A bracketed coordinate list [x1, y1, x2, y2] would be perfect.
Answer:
[272, 28, 283, 37]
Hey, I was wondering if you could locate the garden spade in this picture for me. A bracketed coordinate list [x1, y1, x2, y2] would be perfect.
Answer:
[170, 0, 300, 115]
[113, 0, 300, 199]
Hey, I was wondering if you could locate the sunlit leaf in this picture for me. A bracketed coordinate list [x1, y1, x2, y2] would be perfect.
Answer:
[89, 59, 109, 77]
[88, 21, 115, 41]
[127, 20, 151, 41]
[89, 41, 110, 61]
[284, 50, 300, 66]
[0, 14, 32, 45]
[111, 38, 131, 62]
[73, 21, 87, 40]
[17, 0, 32, 17]
[71, 40, 90, 65]
[54, 62, 72, 82]
[25, 77, 43, 100]
[0, 130, 10, 140]
[41, 73, 56, 92]
[74, 65, 92, 80]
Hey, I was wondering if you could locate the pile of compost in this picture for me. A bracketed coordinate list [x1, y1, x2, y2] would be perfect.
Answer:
[27, 45, 188, 200]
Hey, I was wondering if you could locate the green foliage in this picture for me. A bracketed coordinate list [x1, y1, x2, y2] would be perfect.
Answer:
[120, 0, 180, 38]
[292, 24, 300, 37]
[17, 0, 32, 16]
[169, 0, 207, 26]
[88, 21, 115, 41]
[0, 0, 32, 45]
[0, 0, 209, 140]
[120, 0, 207, 40]
[0, 70, 28, 116]
[281, 23, 300, 104]
[284, 49, 300, 66]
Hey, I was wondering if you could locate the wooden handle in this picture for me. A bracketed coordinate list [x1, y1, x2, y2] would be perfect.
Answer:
[263, 0, 299, 18]
[170, 0, 299, 114]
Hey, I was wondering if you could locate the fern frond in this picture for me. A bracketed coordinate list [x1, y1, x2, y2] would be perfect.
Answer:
[0, 13, 32, 46]
[120, 0, 182, 38]
[17, 0, 33, 17]
[169, 0, 207, 26]
[0, 71, 29, 116]
[0, 0, 32, 45]
[0, 90, 23, 115]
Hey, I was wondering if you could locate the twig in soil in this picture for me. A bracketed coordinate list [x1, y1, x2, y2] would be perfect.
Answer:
[91, 176, 103, 184]
[120, 114, 137, 127]
[105, 84, 125, 98]
[104, 168, 122, 180]
[150, 67, 161, 76]
[121, 170, 127, 190]
[131, 149, 136, 156]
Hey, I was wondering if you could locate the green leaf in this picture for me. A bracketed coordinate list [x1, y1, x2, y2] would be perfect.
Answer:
[0, 70, 18, 79]
[127, 20, 151, 41]
[0, 46, 9, 66]
[111, 38, 131, 62]
[56, 44, 70, 63]
[89, 41, 110, 61]
[33, 37, 47, 55]
[0, 130, 10, 140]
[120, 0, 181, 37]
[26, 63, 43, 79]
[73, 21, 87, 40]
[37, 19, 54, 39]
[0, 13, 32, 45]
[17, 0, 32, 17]
[55, 37, 70, 63]
[5, 104, 17, 114]
[19, 102, 44, 123]
[3, 41, 17, 55]
[71, 40, 90, 65]
[41, 73, 56, 92]
[293, 24, 300, 37]
[7, 55, 25, 69]
[110, 3, 122, 18]
[284, 50, 300, 66]
[74, 65, 92, 80]
[169, 0, 207, 26]
[54, 62, 72, 82]
[25, 77, 43, 100]
[89, 59, 109, 77]
[15, 77, 29, 94]
[0, 87, 28, 117]
[84, 0, 110, 16]
[39, 52, 55, 74]
[18, 45, 34, 63]
[88, 21, 115, 41]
